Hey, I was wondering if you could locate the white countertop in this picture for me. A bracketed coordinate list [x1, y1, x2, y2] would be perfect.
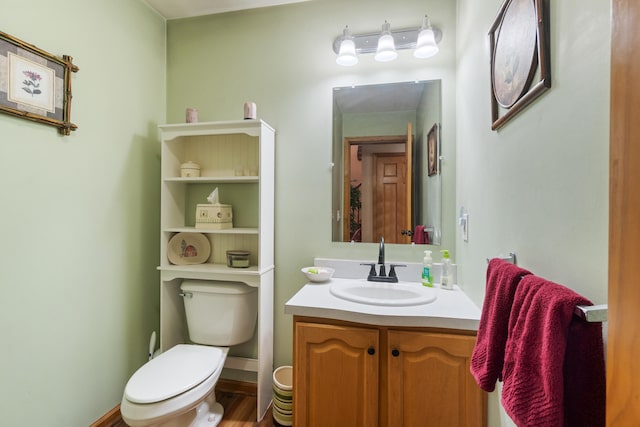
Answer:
[285, 277, 481, 331]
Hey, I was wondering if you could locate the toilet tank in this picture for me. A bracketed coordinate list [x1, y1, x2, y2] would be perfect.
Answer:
[180, 280, 258, 346]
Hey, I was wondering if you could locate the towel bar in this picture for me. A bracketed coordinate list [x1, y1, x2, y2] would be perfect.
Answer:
[574, 304, 608, 322]
[486, 252, 607, 323]
[486, 252, 517, 264]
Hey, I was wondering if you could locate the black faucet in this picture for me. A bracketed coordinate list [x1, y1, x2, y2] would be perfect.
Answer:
[361, 237, 405, 283]
[378, 236, 386, 276]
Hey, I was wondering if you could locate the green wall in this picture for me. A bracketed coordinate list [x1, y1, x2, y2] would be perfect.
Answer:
[456, 0, 610, 424]
[167, 0, 610, 425]
[166, 0, 458, 393]
[0, 0, 610, 424]
[0, 0, 165, 424]
[342, 110, 417, 136]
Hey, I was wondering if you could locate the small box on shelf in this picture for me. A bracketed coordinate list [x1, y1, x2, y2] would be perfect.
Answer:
[195, 204, 233, 229]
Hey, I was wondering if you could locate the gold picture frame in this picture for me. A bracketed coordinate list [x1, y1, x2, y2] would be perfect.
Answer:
[427, 123, 439, 177]
[489, 0, 551, 130]
[0, 31, 79, 135]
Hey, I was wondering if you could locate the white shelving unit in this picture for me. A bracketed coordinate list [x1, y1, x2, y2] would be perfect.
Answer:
[157, 119, 275, 421]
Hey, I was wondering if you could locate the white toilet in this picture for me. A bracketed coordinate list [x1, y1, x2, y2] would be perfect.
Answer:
[121, 280, 258, 427]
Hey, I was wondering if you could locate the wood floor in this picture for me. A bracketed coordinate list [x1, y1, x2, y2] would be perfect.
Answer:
[216, 389, 277, 427]
[103, 380, 280, 427]
[215, 379, 278, 427]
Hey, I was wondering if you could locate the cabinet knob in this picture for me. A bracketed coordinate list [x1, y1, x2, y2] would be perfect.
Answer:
[391, 348, 400, 357]
[367, 347, 376, 355]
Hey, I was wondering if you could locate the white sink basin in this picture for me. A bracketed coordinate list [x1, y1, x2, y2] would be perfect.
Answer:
[330, 281, 437, 307]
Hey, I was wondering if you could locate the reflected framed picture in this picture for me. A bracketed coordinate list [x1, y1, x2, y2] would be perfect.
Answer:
[0, 31, 78, 135]
[427, 123, 439, 176]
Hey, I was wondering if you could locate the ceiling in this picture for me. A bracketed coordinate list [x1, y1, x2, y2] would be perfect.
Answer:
[143, 0, 311, 19]
[334, 82, 428, 115]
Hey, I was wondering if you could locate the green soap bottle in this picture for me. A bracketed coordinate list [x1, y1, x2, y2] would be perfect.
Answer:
[422, 250, 433, 287]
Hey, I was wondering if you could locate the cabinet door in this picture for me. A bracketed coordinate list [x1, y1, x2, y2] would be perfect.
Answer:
[294, 322, 379, 427]
[385, 330, 485, 427]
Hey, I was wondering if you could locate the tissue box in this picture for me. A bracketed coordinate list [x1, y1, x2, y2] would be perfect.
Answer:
[195, 204, 233, 229]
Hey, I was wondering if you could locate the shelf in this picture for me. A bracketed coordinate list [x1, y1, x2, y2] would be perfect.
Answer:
[159, 263, 259, 274]
[158, 119, 275, 422]
[163, 227, 259, 235]
[164, 176, 259, 184]
[159, 119, 274, 140]
[158, 263, 274, 285]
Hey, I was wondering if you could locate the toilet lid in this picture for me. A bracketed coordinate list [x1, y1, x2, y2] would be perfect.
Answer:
[125, 344, 224, 404]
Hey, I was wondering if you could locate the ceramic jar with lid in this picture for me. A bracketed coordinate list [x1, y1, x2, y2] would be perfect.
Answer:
[226, 250, 250, 268]
[181, 161, 201, 178]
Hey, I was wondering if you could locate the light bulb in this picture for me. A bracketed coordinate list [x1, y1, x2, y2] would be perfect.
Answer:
[336, 26, 358, 66]
[414, 16, 439, 59]
[375, 21, 397, 62]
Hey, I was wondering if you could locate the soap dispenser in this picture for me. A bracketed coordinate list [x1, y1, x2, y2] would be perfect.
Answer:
[440, 250, 454, 290]
[422, 250, 433, 287]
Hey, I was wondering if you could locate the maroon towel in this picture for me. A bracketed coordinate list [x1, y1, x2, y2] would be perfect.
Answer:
[501, 275, 605, 426]
[413, 225, 425, 244]
[470, 259, 531, 391]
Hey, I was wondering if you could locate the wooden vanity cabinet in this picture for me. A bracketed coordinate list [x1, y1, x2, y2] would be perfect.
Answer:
[294, 321, 380, 426]
[293, 316, 487, 427]
[385, 329, 485, 426]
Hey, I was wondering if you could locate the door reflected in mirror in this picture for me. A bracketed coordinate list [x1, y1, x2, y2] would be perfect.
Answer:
[332, 80, 442, 245]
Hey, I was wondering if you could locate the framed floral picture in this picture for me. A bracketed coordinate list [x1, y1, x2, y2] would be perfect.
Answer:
[0, 31, 78, 135]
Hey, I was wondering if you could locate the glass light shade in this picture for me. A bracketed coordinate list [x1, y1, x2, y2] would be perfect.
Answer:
[375, 25, 398, 62]
[414, 28, 439, 58]
[336, 38, 358, 66]
[414, 16, 439, 59]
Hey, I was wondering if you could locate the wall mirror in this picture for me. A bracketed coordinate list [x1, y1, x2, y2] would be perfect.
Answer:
[331, 80, 442, 245]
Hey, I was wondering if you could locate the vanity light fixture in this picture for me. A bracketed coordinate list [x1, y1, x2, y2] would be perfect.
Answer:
[375, 21, 398, 62]
[333, 15, 442, 66]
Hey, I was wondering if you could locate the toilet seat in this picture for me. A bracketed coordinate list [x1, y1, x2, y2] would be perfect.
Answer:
[121, 344, 228, 426]
[125, 344, 225, 403]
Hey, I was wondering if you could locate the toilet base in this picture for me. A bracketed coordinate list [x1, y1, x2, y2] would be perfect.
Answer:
[193, 400, 224, 426]
[143, 393, 224, 427]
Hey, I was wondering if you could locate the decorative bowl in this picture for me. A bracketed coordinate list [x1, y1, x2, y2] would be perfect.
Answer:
[273, 394, 293, 411]
[272, 408, 292, 426]
[301, 266, 335, 283]
[273, 365, 293, 391]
